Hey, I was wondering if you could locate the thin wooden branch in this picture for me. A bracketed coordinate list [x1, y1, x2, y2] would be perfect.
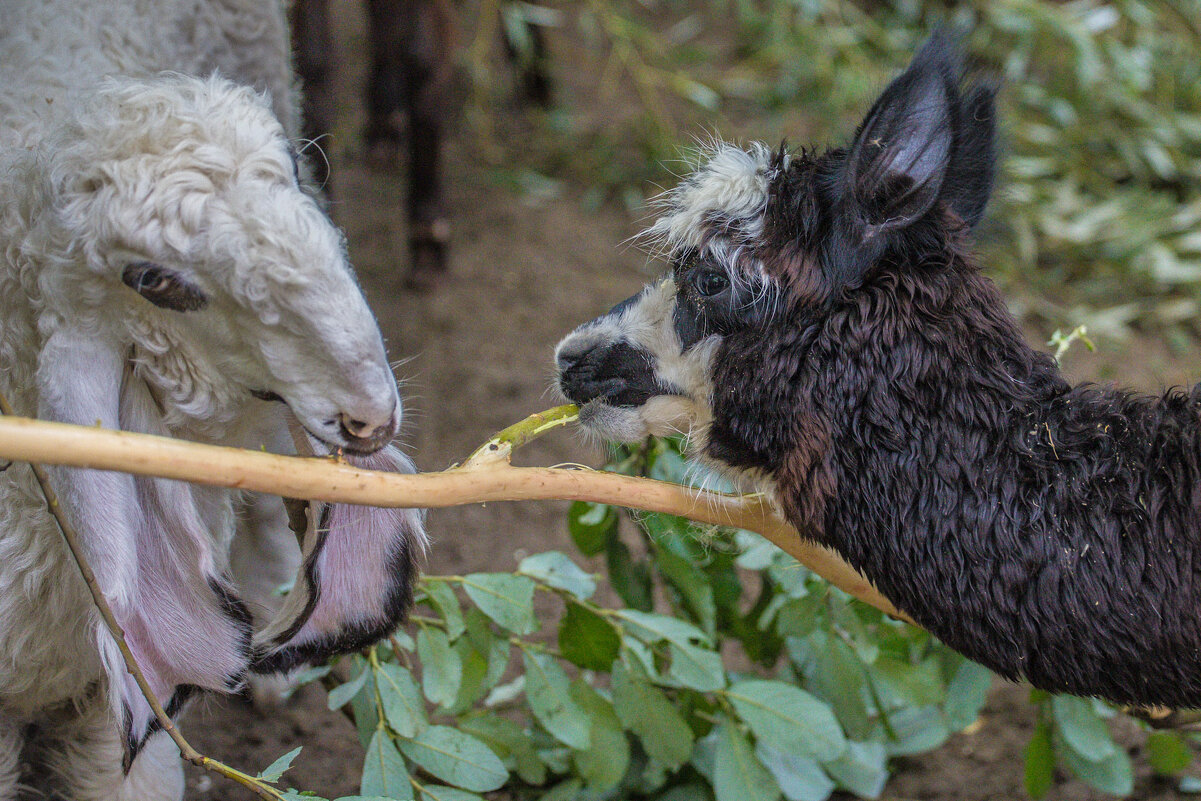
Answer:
[0, 412, 910, 623]
[0, 395, 283, 800]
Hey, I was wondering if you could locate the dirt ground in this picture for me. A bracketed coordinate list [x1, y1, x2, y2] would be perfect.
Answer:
[183, 3, 1201, 799]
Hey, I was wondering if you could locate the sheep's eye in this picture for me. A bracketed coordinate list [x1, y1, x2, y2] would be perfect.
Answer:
[121, 262, 208, 312]
[696, 270, 729, 297]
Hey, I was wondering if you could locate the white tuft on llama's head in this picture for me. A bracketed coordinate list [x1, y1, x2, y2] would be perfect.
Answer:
[34, 73, 399, 452]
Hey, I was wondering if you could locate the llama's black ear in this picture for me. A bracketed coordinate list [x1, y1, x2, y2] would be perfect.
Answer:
[942, 82, 997, 229]
[845, 34, 958, 236]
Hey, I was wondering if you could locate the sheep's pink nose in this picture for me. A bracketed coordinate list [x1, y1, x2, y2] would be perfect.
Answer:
[340, 412, 384, 439]
[337, 405, 400, 454]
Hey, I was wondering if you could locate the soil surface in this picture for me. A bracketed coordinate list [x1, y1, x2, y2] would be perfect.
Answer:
[183, 3, 1200, 799]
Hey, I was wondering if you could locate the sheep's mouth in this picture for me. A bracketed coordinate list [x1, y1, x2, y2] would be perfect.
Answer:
[250, 388, 397, 455]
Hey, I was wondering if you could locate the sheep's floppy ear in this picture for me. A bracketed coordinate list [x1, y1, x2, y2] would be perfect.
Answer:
[251, 444, 425, 673]
[37, 328, 252, 771]
[834, 33, 959, 281]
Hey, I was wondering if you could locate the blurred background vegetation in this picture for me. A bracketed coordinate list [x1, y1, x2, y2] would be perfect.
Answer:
[469, 0, 1201, 344]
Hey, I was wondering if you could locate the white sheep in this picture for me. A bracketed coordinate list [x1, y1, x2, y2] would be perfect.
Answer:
[0, 1, 425, 798]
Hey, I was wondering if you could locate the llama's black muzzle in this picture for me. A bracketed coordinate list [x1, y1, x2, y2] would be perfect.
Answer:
[557, 340, 661, 408]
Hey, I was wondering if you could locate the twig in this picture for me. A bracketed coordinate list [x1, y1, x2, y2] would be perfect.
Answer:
[0, 392, 283, 800]
[0, 411, 909, 622]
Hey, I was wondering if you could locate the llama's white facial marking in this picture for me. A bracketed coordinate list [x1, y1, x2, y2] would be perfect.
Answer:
[557, 139, 782, 447]
[557, 279, 720, 442]
[44, 75, 399, 452]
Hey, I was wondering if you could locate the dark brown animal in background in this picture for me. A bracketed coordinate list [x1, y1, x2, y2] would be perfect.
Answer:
[290, 0, 552, 290]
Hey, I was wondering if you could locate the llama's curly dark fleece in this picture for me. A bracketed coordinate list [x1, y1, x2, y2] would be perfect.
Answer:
[557, 33, 1201, 708]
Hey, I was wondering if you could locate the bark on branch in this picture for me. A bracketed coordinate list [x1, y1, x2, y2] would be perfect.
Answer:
[0, 409, 909, 622]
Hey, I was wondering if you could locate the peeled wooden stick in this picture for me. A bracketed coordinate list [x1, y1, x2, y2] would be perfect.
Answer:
[0, 410, 910, 623]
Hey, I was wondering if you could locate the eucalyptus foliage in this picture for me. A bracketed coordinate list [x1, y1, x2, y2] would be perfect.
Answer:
[251, 438, 986, 800]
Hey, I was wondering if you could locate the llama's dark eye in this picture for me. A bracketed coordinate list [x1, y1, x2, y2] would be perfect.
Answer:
[696, 270, 729, 297]
[121, 262, 209, 312]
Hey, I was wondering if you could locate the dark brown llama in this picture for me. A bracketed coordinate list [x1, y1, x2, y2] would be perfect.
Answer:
[555, 34, 1201, 709]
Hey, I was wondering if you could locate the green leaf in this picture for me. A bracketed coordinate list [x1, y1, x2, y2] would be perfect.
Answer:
[870, 657, 943, 708]
[882, 706, 949, 756]
[1024, 721, 1055, 800]
[418, 786, 485, 801]
[667, 641, 726, 692]
[448, 636, 490, 714]
[361, 730, 413, 800]
[328, 669, 370, 711]
[823, 740, 887, 799]
[459, 714, 546, 785]
[755, 743, 835, 801]
[522, 650, 592, 750]
[616, 610, 711, 648]
[417, 627, 461, 708]
[568, 501, 617, 556]
[397, 726, 509, 793]
[612, 660, 694, 769]
[712, 721, 779, 801]
[375, 663, 426, 738]
[558, 601, 620, 671]
[807, 632, 871, 740]
[1180, 775, 1201, 793]
[725, 680, 845, 762]
[651, 534, 717, 637]
[774, 595, 823, 639]
[1058, 730, 1133, 796]
[943, 660, 993, 731]
[257, 746, 303, 782]
[349, 667, 379, 748]
[657, 783, 714, 801]
[461, 573, 537, 635]
[570, 679, 630, 792]
[1052, 695, 1117, 762]
[608, 536, 654, 611]
[422, 579, 466, 640]
[1147, 731, 1193, 776]
[519, 551, 597, 599]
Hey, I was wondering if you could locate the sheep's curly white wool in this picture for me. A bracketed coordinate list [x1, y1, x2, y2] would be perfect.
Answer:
[0, 2, 424, 798]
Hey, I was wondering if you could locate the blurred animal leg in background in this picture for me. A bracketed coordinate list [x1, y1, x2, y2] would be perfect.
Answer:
[290, 0, 335, 190]
[366, 0, 456, 290]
